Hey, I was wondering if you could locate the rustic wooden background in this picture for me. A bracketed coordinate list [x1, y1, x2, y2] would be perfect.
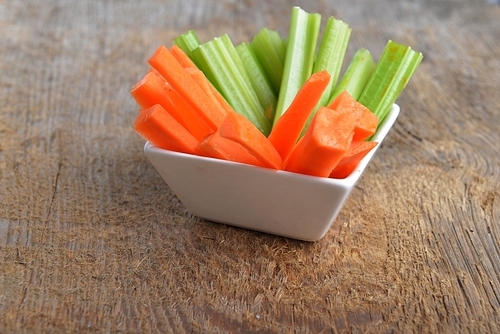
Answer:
[1, 0, 499, 332]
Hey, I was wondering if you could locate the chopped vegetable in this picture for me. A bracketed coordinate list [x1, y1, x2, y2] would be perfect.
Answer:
[183, 67, 231, 116]
[274, 6, 321, 125]
[329, 141, 378, 179]
[328, 91, 378, 141]
[162, 83, 213, 141]
[358, 40, 423, 124]
[268, 70, 331, 161]
[131, 71, 171, 110]
[250, 28, 286, 94]
[218, 112, 283, 170]
[173, 30, 201, 56]
[312, 16, 351, 108]
[148, 45, 226, 131]
[170, 44, 199, 68]
[130, 70, 212, 141]
[329, 48, 376, 103]
[198, 132, 262, 166]
[190, 34, 272, 135]
[134, 104, 201, 155]
[300, 16, 351, 135]
[147, 67, 165, 80]
[171, 46, 235, 117]
[236, 42, 277, 121]
[284, 107, 355, 177]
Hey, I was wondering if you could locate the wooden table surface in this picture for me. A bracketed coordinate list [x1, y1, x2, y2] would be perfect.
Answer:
[1, 0, 499, 332]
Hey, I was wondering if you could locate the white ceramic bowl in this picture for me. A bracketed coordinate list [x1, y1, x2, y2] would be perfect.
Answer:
[144, 104, 399, 241]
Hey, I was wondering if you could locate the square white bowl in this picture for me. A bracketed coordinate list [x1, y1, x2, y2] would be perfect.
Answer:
[144, 104, 399, 241]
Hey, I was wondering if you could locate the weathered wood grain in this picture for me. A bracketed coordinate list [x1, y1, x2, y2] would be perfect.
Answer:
[1, 0, 499, 332]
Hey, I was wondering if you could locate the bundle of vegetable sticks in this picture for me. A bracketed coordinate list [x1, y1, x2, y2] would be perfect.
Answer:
[131, 6, 423, 178]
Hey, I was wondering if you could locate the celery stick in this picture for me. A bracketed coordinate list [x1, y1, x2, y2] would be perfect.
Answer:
[250, 28, 286, 95]
[358, 40, 423, 124]
[190, 35, 271, 135]
[282, 36, 289, 49]
[274, 6, 321, 125]
[217, 34, 270, 125]
[299, 16, 351, 136]
[236, 42, 277, 121]
[329, 48, 376, 103]
[189, 45, 219, 89]
[313, 16, 351, 107]
[173, 30, 201, 55]
[217, 34, 257, 93]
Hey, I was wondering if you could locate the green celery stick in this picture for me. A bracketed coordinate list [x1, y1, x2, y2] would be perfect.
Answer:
[299, 16, 351, 135]
[358, 40, 423, 124]
[190, 35, 271, 135]
[217, 34, 257, 93]
[236, 42, 278, 122]
[189, 44, 220, 89]
[282, 36, 289, 49]
[250, 28, 286, 95]
[273, 6, 321, 125]
[173, 30, 201, 55]
[313, 16, 351, 107]
[217, 34, 271, 127]
[329, 48, 376, 103]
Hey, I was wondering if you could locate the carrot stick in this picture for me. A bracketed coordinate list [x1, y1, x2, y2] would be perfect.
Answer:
[148, 67, 165, 80]
[217, 112, 283, 170]
[148, 45, 226, 131]
[170, 44, 198, 68]
[130, 71, 186, 125]
[131, 71, 212, 141]
[349, 104, 378, 141]
[131, 71, 167, 109]
[327, 90, 378, 141]
[170, 45, 236, 117]
[327, 88, 357, 110]
[183, 67, 233, 116]
[329, 141, 378, 179]
[162, 82, 213, 141]
[207, 80, 235, 115]
[134, 104, 201, 155]
[197, 132, 262, 167]
[268, 70, 331, 161]
[284, 107, 355, 177]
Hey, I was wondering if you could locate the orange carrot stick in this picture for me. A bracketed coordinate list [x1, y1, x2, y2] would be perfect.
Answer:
[197, 132, 262, 167]
[329, 141, 378, 179]
[328, 90, 378, 141]
[162, 82, 213, 141]
[284, 107, 355, 177]
[327, 89, 356, 110]
[148, 67, 165, 80]
[130, 71, 212, 141]
[268, 70, 331, 161]
[131, 71, 192, 140]
[184, 67, 232, 116]
[134, 104, 201, 155]
[170, 45, 198, 68]
[171, 45, 235, 116]
[130, 71, 172, 110]
[206, 79, 235, 116]
[148, 45, 225, 131]
[349, 105, 378, 141]
[217, 112, 283, 170]
[170, 45, 236, 116]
